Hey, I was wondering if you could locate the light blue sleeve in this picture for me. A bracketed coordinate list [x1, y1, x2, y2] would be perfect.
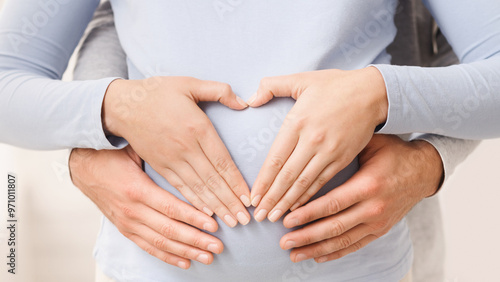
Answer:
[374, 0, 500, 139]
[0, 0, 125, 150]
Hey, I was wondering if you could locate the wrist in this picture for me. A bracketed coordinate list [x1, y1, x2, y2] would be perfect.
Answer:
[102, 79, 128, 137]
[364, 66, 388, 128]
[411, 140, 444, 197]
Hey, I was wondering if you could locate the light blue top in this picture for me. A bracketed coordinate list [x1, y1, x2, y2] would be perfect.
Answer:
[0, 0, 499, 281]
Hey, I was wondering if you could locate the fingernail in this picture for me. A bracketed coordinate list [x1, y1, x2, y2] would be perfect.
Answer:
[254, 209, 268, 222]
[224, 214, 237, 227]
[203, 223, 215, 232]
[196, 253, 210, 265]
[316, 256, 328, 263]
[207, 243, 220, 254]
[240, 195, 251, 207]
[251, 195, 262, 207]
[247, 92, 258, 106]
[295, 253, 307, 263]
[177, 261, 189, 269]
[268, 209, 283, 222]
[203, 207, 213, 216]
[236, 96, 248, 107]
[290, 202, 300, 211]
[283, 240, 295, 250]
[237, 211, 250, 225]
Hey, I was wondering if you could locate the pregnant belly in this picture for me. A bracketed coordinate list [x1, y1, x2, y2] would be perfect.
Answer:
[142, 99, 359, 280]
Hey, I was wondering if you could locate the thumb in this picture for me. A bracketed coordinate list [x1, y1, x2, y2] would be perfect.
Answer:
[248, 74, 303, 107]
[191, 79, 248, 110]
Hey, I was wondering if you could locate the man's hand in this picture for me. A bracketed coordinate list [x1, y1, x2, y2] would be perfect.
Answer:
[279, 135, 443, 263]
[103, 77, 251, 227]
[69, 146, 224, 269]
[249, 68, 388, 222]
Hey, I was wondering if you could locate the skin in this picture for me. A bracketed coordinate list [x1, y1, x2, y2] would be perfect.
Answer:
[279, 134, 442, 263]
[103, 76, 252, 228]
[73, 68, 442, 269]
[249, 67, 389, 222]
[69, 145, 224, 269]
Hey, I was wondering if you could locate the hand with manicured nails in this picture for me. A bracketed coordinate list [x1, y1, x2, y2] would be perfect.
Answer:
[70, 146, 224, 269]
[279, 135, 443, 263]
[103, 77, 252, 228]
[248, 67, 389, 223]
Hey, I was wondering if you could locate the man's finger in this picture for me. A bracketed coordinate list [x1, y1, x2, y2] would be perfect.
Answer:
[280, 205, 363, 250]
[198, 125, 252, 208]
[140, 208, 224, 254]
[255, 141, 315, 222]
[127, 233, 191, 269]
[314, 235, 379, 263]
[133, 225, 215, 265]
[283, 170, 368, 228]
[288, 224, 375, 263]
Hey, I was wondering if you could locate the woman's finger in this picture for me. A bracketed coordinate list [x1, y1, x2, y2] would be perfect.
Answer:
[161, 168, 216, 217]
[198, 127, 252, 207]
[266, 155, 330, 222]
[287, 160, 344, 213]
[250, 123, 299, 207]
[254, 141, 315, 222]
[188, 150, 251, 225]
[173, 162, 239, 228]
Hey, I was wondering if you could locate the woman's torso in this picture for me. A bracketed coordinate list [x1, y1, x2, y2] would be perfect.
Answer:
[95, 1, 413, 281]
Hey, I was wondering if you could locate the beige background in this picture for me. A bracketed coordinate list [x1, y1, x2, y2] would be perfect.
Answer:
[1, 1, 499, 281]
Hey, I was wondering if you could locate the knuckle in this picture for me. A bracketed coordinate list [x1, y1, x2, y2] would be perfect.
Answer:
[153, 236, 167, 250]
[316, 175, 330, 188]
[205, 174, 222, 190]
[280, 169, 296, 184]
[191, 233, 203, 248]
[337, 234, 352, 250]
[125, 187, 143, 202]
[351, 241, 363, 252]
[295, 175, 312, 190]
[326, 197, 341, 215]
[310, 132, 326, 145]
[121, 205, 136, 219]
[313, 241, 332, 257]
[144, 245, 156, 257]
[191, 182, 206, 195]
[219, 83, 233, 96]
[328, 220, 346, 237]
[160, 202, 176, 218]
[370, 202, 387, 217]
[214, 157, 232, 174]
[269, 156, 285, 170]
[258, 77, 272, 89]
[160, 223, 175, 238]
[364, 175, 383, 196]
[262, 196, 278, 208]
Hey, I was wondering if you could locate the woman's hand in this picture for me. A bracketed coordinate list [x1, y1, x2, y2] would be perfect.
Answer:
[103, 77, 251, 227]
[69, 146, 224, 269]
[279, 135, 443, 263]
[248, 68, 388, 222]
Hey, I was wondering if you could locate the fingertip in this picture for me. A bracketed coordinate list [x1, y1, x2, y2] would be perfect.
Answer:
[203, 222, 218, 233]
[251, 194, 262, 207]
[177, 260, 191, 269]
[247, 92, 258, 106]
[240, 195, 251, 207]
[235, 96, 249, 109]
